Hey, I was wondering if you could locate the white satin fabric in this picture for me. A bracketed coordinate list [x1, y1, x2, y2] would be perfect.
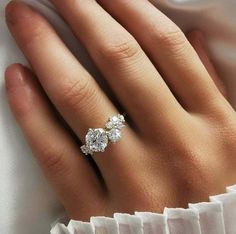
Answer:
[0, 0, 236, 233]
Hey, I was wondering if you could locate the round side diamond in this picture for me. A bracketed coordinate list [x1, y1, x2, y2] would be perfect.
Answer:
[117, 114, 125, 122]
[81, 145, 93, 155]
[106, 115, 125, 130]
[107, 129, 122, 143]
[85, 128, 108, 152]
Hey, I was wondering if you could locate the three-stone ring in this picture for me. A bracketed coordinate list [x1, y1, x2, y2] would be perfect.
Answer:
[80, 114, 125, 155]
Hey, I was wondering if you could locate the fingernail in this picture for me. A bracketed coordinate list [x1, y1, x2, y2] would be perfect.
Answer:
[5, 1, 32, 25]
[5, 1, 18, 23]
[5, 64, 26, 91]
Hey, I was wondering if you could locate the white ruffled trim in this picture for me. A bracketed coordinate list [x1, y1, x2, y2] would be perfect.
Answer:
[50, 185, 236, 234]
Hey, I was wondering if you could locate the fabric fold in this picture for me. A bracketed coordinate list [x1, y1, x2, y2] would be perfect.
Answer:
[51, 185, 236, 234]
[189, 202, 225, 234]
[90, 216, 119, 234]
[210, 191, 236, 233]
[135, 212, 169, 234]
[164, 208, 201, 234]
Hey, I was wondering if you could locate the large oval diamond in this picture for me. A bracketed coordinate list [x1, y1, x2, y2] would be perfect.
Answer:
[85, 128, 108, 153]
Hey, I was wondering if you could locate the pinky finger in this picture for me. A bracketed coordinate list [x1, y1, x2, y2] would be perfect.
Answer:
[5, 64, 105, 220]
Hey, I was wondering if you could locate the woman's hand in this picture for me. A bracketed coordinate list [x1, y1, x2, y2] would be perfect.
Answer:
[5, 0, 236, 221]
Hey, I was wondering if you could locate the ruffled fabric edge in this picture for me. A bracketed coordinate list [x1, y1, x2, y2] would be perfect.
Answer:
[50, 185, 236, 234]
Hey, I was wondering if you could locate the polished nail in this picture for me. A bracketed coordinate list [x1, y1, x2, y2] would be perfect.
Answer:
[5, 64, 26, 91]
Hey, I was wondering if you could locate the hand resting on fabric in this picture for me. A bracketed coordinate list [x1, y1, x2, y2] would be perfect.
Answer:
[4, 0, 236, 221]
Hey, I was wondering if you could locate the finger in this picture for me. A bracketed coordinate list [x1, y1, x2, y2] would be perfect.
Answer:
[97, 0, 225, 112]
[5, 64, 105, 219]
[5, 1, 116, 140]
[5, 1, 139, 187]
[187, 31, 227, 98]
[50, 0, 185, 132]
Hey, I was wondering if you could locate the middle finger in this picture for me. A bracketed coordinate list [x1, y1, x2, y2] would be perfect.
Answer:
[50, 0, 185, 134]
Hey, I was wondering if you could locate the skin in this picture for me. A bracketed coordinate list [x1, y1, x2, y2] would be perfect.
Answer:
[4, 0, 236, 221]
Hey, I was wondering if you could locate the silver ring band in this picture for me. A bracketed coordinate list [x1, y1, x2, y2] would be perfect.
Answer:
[81, 114, 125, 155]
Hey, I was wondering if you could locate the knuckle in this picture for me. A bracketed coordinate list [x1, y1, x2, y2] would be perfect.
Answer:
[152, 24, 186, 51]
[99, 38, 141, 62]
[60, 78, 97, 111]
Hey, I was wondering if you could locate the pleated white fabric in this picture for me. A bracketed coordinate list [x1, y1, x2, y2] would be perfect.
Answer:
[0, 0, 236, 234]
[51, 185, 236, 234]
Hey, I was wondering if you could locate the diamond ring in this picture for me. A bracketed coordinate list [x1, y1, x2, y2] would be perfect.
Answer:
[80, 114, 125, 155]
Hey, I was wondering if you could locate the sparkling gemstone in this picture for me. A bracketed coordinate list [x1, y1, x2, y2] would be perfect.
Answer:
[107, 129, 122, 143]
[106, 114, 125, 130]
[85, 128, 108, 152]
[80, 145, 93, 155]
[118, 114, 125, 122]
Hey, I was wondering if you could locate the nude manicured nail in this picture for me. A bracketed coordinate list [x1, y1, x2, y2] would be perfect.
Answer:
[5, 64, 35, 116]
[5, 1, 33, 25]
[5, 64, 26, 91]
